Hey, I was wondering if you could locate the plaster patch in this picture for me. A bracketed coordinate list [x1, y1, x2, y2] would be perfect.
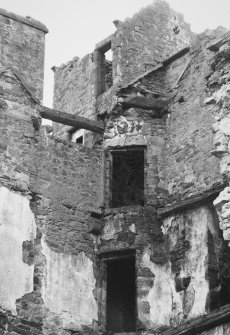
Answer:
[42, 240, 97, 326]
[102, 220, 123, 240]
[219, 117, 230, 136]
[129, 224, 136, 233]
[141, 250, 182, 328]
[157, 207, 210, 325]
[182, 207, 210, 318]
[220, 154, 230, 176]
[214, 187, 230, 244]
[0, 186, 36, 314]
[161, 215, 175, 235]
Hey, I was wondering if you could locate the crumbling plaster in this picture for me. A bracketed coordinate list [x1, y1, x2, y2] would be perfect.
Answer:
[139, 206, 211, 329]
[1, 2, 230, 335]
[41, 240, 98, 329]
[0, 186, 36, 314]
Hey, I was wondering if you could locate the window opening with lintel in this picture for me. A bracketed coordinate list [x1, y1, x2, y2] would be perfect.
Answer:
[105, 146, 146, 208]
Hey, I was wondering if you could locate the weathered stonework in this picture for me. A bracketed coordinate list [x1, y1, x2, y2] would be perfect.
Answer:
[0, 9, 48, 101]
[1, 1, 230, 335]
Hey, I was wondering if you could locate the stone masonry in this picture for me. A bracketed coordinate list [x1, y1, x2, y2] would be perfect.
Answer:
[1, 1, 230, 335]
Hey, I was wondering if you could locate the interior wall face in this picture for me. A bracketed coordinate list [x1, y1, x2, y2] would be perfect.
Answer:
[0, 99, 104, 334]
[41, 240, 98, 330]
[1, 3, 230, 335]
[137, 206, 212, 329]
[52, 54, 95, 137]
[164, 41, 221, 200]
[0, 186, 36, 315]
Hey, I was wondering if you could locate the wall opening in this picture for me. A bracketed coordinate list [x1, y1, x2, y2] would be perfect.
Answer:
[94, 39, 113, 97]
[68, 128, 84, 144]
[105, 49, 113, 91]
[111, 148, 145, 208]
[76, 135, 83, 144]
[106, 254, 136, 333]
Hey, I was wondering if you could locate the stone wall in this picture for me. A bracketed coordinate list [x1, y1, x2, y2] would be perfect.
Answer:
[103, 111, 167, 206]
[2, 3, 230, 335]
[52, 0, 194, 138]
[0, 9, 47, 101]
[0, 97, 104, 334]
[164, 37, 222, 201]
[52, 54, 95, 137]
[112, 0, 194, 86]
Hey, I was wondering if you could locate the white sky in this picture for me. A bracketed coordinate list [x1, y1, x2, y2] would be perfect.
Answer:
[0, 0, 230, 107]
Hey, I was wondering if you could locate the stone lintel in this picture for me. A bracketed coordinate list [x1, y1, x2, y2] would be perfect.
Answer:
[0, 8, 48, 33]
[39, 107, 104, 134]
[158, 183, 227, 218]
[162, 304, 230, 335]
[95, 34, 113, 53]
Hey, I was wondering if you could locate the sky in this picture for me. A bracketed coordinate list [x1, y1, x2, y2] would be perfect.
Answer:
[1, 0, 230, 107]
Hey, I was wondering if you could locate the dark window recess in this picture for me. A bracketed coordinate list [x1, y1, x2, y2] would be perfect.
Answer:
[106, 256, 136, 332]
[111, 149, 144, 207]
[76, 135, 83, 144]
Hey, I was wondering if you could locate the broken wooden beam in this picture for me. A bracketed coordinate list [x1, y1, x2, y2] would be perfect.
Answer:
[120, 95, 169, 110]
[162, 46, 190, 66]
[163, 304, 230, 335]
[39, 106, 104, 134]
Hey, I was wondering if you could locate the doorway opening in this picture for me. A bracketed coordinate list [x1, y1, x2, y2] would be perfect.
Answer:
[106, 254, 136, 332]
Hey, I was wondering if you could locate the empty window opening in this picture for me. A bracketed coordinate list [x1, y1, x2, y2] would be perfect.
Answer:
[94, 38, 113, 97]
[111, 148, 145, 207]
[68, 128, 84, 144]
[106, 256, 136, 333]
[105, 49, 113, 91]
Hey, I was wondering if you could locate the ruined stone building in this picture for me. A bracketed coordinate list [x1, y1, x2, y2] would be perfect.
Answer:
[2, 0, 230, 334]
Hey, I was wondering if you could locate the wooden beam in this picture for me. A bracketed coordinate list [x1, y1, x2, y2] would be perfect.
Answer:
[162, 47, 190, 66]
[163, 304, 230, 335]
[39, 106, 104, 134]
[121, 95, 169, 110]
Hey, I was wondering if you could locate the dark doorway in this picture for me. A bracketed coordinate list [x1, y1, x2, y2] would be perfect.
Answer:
[111, 148, 145, 207]
[106, 256, 136, 332]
